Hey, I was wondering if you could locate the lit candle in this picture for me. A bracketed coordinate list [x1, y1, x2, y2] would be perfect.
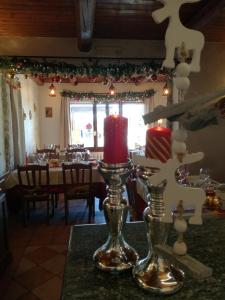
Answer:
[104, 114, 128, 164]
[145, 126, 171, 162]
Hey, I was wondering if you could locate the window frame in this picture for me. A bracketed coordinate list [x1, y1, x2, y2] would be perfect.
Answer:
[69, 101, 144, 151]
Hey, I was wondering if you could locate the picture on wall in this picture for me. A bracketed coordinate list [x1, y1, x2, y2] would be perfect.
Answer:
[45, 107, 53, 118]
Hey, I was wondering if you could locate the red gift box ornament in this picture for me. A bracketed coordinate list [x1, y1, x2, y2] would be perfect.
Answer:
[145, 126, 171, 163]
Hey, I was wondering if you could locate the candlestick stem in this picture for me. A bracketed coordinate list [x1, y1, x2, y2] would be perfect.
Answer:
[133, 167, 184, 295]
[93, 160, 139, 273]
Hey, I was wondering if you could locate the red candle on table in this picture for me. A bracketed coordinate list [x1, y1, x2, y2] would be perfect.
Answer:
[145, 126, 171, 162]
[104, 114, 128, 164]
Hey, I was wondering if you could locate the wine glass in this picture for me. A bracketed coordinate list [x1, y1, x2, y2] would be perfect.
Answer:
[199, 168, 211, 188]
[76, 152, 82, 162]
[37, 153, 44, 164]
[176, 165, 189, 185]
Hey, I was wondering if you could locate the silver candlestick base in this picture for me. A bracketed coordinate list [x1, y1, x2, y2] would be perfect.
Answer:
[93, 160, 139, 273]
[133, 167, 184, 295]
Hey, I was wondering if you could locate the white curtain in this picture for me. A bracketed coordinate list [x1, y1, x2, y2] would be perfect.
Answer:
[10, 83, 26, 166]
[60, 97, 71, 149]
[0, 75, 15, 173]
[0, 74, 26, 175]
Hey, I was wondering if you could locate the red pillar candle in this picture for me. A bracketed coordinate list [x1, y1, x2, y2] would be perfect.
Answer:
[104, 114, 128, 164]
[145, 126, 171, 162]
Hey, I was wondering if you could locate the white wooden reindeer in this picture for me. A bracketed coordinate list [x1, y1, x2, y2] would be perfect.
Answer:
[152, 0, 205, 72]
[133, 153, 206, 225]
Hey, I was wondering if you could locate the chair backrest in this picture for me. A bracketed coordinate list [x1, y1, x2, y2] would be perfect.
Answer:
[37, 148, 56, 155]
[17, 164, 50, 187]
[126, 169, 147, 221]
[62, 163, 92, 187]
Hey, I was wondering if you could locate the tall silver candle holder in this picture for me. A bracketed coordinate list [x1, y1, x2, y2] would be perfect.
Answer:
[132, 166, 184, 295]
[93, 160, 139, 273]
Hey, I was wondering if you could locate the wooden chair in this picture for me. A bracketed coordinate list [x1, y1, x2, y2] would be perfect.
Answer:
[126, 169, 147, 221]
[62, 163, 94, 224]
[17, 164, 54, 225]
[37, 149, 60, 207]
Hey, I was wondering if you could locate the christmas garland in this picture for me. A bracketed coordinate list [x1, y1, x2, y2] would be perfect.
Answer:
[60, 89, 156, 103]
[0, 57, 164, 81]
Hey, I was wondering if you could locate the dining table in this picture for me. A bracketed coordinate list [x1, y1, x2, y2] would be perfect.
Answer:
[5, 163, 103, 188]
[4, 163, 107, 212]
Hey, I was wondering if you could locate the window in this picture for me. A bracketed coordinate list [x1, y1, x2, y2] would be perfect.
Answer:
[96, 104, 106, 147]
[69, 102, 146, 150]
[123, 103, 146, 149]
[109, 103, 119, 115]
[70, 103, 94, 147]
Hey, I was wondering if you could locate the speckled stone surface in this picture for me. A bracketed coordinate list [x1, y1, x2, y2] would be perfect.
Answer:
[61, 218, 225, 300]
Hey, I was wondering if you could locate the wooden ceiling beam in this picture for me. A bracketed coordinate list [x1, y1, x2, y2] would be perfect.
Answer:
[186, 0, 225, 29]
[76, 0, 96, 52]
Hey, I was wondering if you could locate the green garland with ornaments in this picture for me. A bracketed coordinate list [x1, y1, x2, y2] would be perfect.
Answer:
[0, 57, 164, 81]
[60, 89, 156, 103]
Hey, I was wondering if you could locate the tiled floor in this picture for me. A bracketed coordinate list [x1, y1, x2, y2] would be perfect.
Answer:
[0, 197, 105, 300]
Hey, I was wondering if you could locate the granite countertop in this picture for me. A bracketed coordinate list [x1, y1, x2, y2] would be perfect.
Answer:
[61, 218, 225, 300]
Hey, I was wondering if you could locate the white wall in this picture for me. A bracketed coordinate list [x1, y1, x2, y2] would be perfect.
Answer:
[38, 84, 61, 147]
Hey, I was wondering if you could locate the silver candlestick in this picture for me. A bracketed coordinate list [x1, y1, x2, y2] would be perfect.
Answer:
[133, 167, 184, 295]
[93, 160, 139, 273]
